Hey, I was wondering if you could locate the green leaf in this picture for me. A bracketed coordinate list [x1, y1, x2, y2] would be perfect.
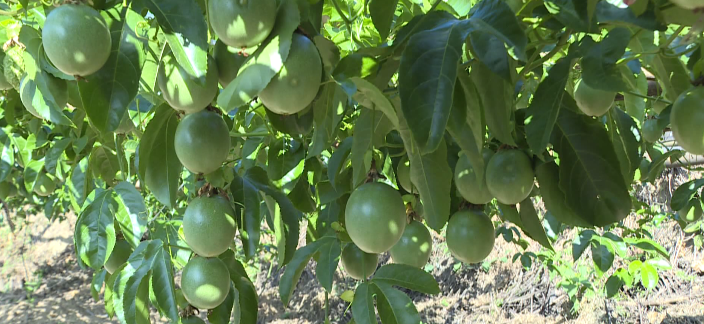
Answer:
[134, 276, 151, 324]
[309, 83, 347, 158]
[23, 159, 44, 193]
[471, 61, 515, 146]
[314, 35, 340, 73]
[90, 145, 120, 183]
[113, 181, 148, 248]
[640, 262, 658, 290]
[607, 108, 641, 185]
[217, 0, 300, 110]
[138, 104, 181, 208]
[408, 137, 452, 231]
[333, 54, 379, 80]
[372, 264, 440, 294]
[242, 167, 301, 265]
[602, 232, 627, 258]
[44, 137, 70, 174]
[544, 0, 594, 32]
[18, 26, 73, 126]
[351, 109, 375, 187]
[0, 129, 14, 183]
[351, 282, 377, 324]
[623, 71, 647, 122]
[351, 77, 399, 128]
[518, 198, 553, 251]
[230, 172, 262, 260]
[91, 269, 107, 301]
[624, 237, 670, 260]
[369, 0, 399, 41]
[374, 282, 421, 324]
[468, 0, 527, 61]
[671, 179, 704, 211]
[534, 161, 590, 227]
[112, 240, 153, 324]
[572, 229, 595, 261]
[581, 27, 630, 92]
[327, 137, 353, 189]
[136, 0, 209, 81]
[551, 101, 631, 226]
[149, 242, 179, 322]
[605, 270, 625, 298]
[78, 6, 145, 133]
[267, 138, 305, 181]
[591, 240, 615, 274]
[278, 238, 329, 305]
[219, 251, 258, 324]
[209, 283, 236, 324]
[69, 157, 93, 210]
[74, 189, 117, 269]
[399, 12, 463, 153]
[288, 176, 316, 213]
[316, 237, 341, 292]
[525, 55, 573, 153]
[595, 1, 665, 31]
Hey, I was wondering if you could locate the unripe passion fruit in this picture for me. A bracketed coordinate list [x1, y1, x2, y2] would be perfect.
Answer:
[213, 40, 247, 88]
[574, 79, 616, 117]
[158, 53, 218, 114]
[208, 0, 277, 47]
[174, 110, 231, 174]
[446, 210, 495, 264]
[341, 243, 378, 280]
[42, 4, 112, 76]
[183, 196, 237, 257]
[181, 256, 231, 309]
[671, 87, 704, 154]
[104, 240, 132, 274]
[396, 156, 413, 193]
[344, 182, 407, 253]
[454, 149, 494, 204]
[389, 220, 432, 268]
[33, 174, 56, 197]
[485, 149, 534, 205]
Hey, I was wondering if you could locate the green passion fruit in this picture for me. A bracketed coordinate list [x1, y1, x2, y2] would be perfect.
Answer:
[679, 199, 703, 223]
[345, 182, 407, 253]
[181, 256, 231, 309]
[642, 119, 661, 143]
[104, 240, 132, 274]
[389, 220, 432, 268]
[33, 174, 56, 197]
[183, 196, 237, 257]
[42, 4, 111, 76]
[174, 110, 231, 174]
[214, 40, 248, 88]
[258, 34, 322, 115]
[446, 210, 495, 264]
[485, 149, 534, 205]
[397, 156, 413, 193]
[158, 53, 218, 114]
[20, 76, 68, 119]
[454, 149, 494, 204]
[574, 79, 616, 117]
[671, 87, 704, 154]
[265, 107, 314, 135]
[208, 0, 277, 48]
[341, 243, 379, 280]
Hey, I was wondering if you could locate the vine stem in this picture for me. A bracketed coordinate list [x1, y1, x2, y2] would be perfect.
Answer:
[663, 25, 685, 49]
[520, 30, 572, 78]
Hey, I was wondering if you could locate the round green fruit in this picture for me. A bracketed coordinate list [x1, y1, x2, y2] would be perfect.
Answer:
[42, 4, 111, 76]
[33, 174, 56, 197]
[389, 220, 432, 268]
[485, 149, 534, 205]
[345, 182, 407, 253]
[446, 210, 495, 264]
[454, 149, 494, 204]
[341, 243, 378, 280]
[670, 0, 704, 9]
[174, 110, 231, 174]
[214, 40, 247, 88]
[574, 79, 615, 117]
[208, 0, 277, 47]
[183, 196, 237, 257]
[671, 87, 704, 154]
[679, 200, 703, 223]
[397, 156, 413, 193]
[265, 108, 314, 135]
[181, 256, 231, 309]
[158, 53, 218, 114]
[259, 34, 322, 115]
[20, 75, 68, 119]
[642, 119, 661, 143]
[105, 240, 132, 274]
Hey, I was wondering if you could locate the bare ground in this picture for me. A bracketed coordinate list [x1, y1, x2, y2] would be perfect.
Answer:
[0, 169, 703, 323]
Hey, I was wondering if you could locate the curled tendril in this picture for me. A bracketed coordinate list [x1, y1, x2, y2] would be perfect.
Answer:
[40, 0, 59, 7]
[134, 21, 151, 41]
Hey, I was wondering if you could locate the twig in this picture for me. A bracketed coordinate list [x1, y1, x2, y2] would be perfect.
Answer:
[617, 293, 704, 307]
[604, 299, 613, 324]
[1, 200, 15, 233]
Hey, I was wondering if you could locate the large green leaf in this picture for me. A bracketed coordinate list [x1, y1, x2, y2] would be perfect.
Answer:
[595, 1, 664, 31]
[468, 0, 527, 61]
[309, 83, 347, 158]
[607, 108, 641, 185]
[148, 242, 179, 322]
[78, 6, 145, 133]
[327, 137, 353, 189]
[44, 137, 70, 174]
[135, 0, 209, 81]
[230, 172, 263, 260]
[551, 99, 631, 226]
[534, 161, 590, 227]
[316, 237, 341, 292]
[671, 179, 704, 211]
[138, 104, 181, 208]
[471, 61, 515, 146]
[278, 238, 329, 306]
[267, 138, 305, 181]
[113, 181, 148, 248]
[220, 250, 258, 324]
[217, 0, 300, 110]
[591, 239, 615, 275]
[350, 77, 399, 128]
[518, 198, 553, 251]
[544, 0, 594, 32]
[369, 0, 399, 41]
[372, 264, 440, 294]
[351, 282, 377, 324]
[407, 136, 452, 231]
[209, 283, 236, 324]
[374, 282, 421, 324]
[351, 109, 375, 186]
[581, 27, 630, 92]
[525, 55, 573, 154]
[90, 145, 120, 183]
[398, 12, 463, 153]
[69, 157, 93, 210]
[74, 189, 117, 269]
